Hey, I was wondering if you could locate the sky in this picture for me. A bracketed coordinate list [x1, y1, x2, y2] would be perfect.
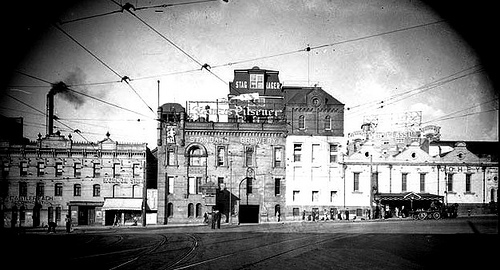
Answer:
[1, 0, 498, 148]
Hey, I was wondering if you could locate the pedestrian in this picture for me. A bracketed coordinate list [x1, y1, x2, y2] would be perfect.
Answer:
[345, 210, 349, 221]
[337, 212, 342, 220]
[65, 215, 72, 233]
[48, 221, 57, 233]
[302, 210, 306, 221]
[113, 213, 120, 227]
[276, 211, 280, 222]
[211, 211, 216, 229]
[203, 212, 208, 224]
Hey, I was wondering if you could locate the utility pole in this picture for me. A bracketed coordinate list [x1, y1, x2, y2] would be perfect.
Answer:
[141, 160, 147, 227]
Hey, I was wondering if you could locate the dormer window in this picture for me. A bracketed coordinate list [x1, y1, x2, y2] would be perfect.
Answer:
[250, 74, 264, 89]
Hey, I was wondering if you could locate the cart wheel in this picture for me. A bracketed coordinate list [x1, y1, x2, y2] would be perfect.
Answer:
[418, 212, 427, 220]
[432, 212, 441, 220]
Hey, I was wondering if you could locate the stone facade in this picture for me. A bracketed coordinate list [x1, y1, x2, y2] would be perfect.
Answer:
[0, 133, 149, 228]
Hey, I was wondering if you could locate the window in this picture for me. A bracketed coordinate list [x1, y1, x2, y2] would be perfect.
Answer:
[113, 163, 121, 178]
[167, 148, 176, 166]
[56, 207, 62, 222]
[274, 178, 281, 196]
[20, 161, 28, 176]
[167, 176, 174, 194]
[293, 144, 302, 162]
[330, 191, 337, 202]
[74, 163, 81, 177]
[324, 115, 331, 130]
[298, 115, 305, 129]
[48, 207, 54, 222]
[245, 146, 254, 167]
[37, 162, 45, 177]
[132, 163, 141, 178]
[54, 183, 63, 196]
[55, 162, 63, 177]
[311, 144, 320, 163]
[447, 174, 454, 192]
[273, 147, 283, 167]
[402, 173, 408, 192]
[188, 203, 194, 217]
[167, 203, 174, 217]
[312, 191, 319, 202]
[93, 184, 101, 197]
[353, 173, 360, 191]
[93, 163, 101, 177]
[329, 144, 338, 163]
[465, 173, 472, 193]
[293, 190, 300, 201]
[196, 203, 202, 218]
[19, 182, 28, 197]
[420, 173, 426, 192]
[246, 177, 253, 194]
[74, 184, 81, 196]
[36, 182, 44, 197]
[249, 73, 264, 89]
[188, 177, 201, 195]
[188, 146, 205, 166]
[216, 146, 226, 167]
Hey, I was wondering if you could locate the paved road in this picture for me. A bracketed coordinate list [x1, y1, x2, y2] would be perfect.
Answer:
[2, 216, 497, 270]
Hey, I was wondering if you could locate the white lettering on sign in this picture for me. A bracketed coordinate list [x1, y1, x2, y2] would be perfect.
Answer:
[266, 81, 281, 90]
[103, 177, 143, 185]
[189, 137, 230, 144]
[235, 81, 248, 88]
[240, 137, 283, 145]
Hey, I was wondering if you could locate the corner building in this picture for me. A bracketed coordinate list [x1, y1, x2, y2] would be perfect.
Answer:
[0, 132, 150, 228]
[156, 67, 347, 224]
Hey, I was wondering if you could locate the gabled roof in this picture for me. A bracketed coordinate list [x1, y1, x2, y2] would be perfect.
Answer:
[283, 86, 343, 106]
[393, 142, 434, 162]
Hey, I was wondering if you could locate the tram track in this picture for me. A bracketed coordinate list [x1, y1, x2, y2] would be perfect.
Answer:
[168, 233, 361, 270]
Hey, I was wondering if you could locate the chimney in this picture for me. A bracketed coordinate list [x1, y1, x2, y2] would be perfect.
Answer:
[47, 92, 54, 135]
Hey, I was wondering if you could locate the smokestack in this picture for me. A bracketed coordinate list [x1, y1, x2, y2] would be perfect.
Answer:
[47, 92, 55, 135]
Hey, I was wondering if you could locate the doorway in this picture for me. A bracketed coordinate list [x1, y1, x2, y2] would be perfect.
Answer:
[78, 206, 95, 225]
[239, 205, 259, 223]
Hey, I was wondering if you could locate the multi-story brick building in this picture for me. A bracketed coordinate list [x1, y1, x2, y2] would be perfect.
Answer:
[0, 131, 151, 228]
[283, 86, 346, 221]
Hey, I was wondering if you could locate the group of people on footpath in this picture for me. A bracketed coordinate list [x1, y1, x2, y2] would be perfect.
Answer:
[204, 209, 222, 229]
[46, 214, 72, 233]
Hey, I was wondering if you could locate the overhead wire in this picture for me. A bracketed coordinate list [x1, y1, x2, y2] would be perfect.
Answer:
[53, 23, 156, 116]
[13, 70, 154, 119]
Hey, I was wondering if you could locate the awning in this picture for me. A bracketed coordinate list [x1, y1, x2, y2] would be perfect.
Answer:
[375, 192, 443, 201]
[102, 198, 143, 211]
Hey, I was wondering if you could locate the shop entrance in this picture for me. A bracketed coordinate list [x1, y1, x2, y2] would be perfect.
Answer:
[78, 206, 95, 225]
[33, 203, 41, 227]
[239, 205, 259, 223]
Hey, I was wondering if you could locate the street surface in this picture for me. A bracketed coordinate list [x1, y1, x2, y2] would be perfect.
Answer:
[2, 216, 497, 270]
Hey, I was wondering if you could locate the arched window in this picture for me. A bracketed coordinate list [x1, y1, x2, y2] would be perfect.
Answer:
[167, 203, 174, 217]
[196, 203, 202, 218]
[93, 184, 101, 197]
[324, 115, 331, 130]
[298, 115, 305, 129]
[188, 203, 194, 218]
[187, 145, 206, 166]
